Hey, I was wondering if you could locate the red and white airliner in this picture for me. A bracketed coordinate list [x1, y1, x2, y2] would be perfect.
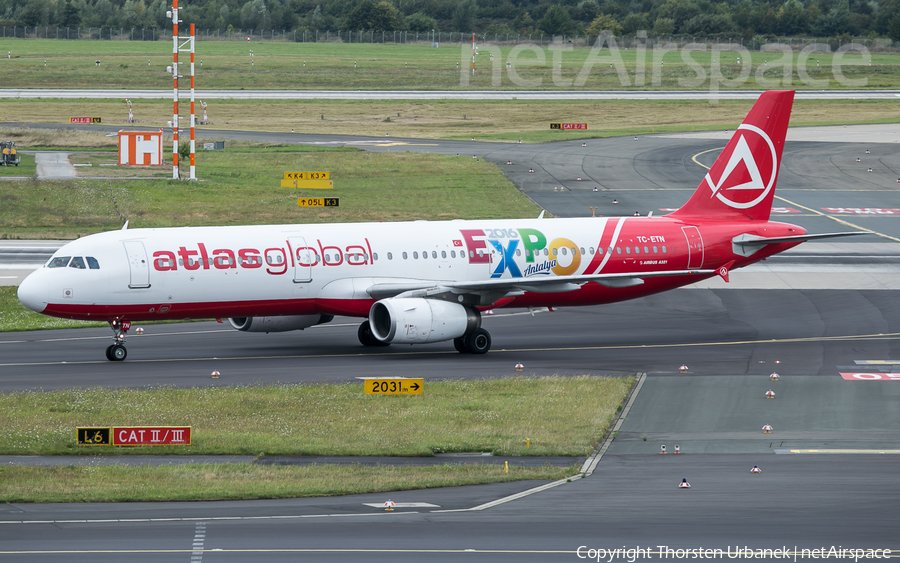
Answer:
[18, 90, 860, 360]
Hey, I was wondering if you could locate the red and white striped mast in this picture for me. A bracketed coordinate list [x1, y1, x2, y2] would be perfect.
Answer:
[168, 0, 197, 180]
[170, 0, 179, 179]
[189, 23, 195, 180]
[471, 33, 475, 75]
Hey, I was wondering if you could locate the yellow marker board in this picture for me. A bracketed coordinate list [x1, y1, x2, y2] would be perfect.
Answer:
[281, 179, 334, 189]
[298, 197, 339, 207]
[284, 171, 329, 180]
[365, 378, 423, 395]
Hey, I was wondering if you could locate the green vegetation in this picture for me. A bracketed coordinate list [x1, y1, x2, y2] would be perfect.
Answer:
[0, 144, 541, 239]
[0, 153, 35, 176]
[0, 39, 898, 90]
[2, 0, 898, 43]
[0, 376, 633, 456]
[3, 97, 899, 144]
[0, 463, 576, 503]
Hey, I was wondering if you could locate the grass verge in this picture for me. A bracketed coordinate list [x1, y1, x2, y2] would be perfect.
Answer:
[0, 153, 35, 176]
[0, 376, 633, 456]
[0, 144, 541, 239]
[0, 39, 898, 90]
[3, 98, 899, 142]
[0, 463, 577, 503]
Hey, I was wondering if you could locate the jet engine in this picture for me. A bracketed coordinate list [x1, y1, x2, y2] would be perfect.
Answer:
[228, 315, 333, 333]
[369, 298, 480, 344]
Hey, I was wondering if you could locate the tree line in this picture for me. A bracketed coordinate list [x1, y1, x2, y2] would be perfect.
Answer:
[2, 0, 899, 42]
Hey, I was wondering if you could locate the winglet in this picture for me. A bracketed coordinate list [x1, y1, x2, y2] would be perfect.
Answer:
[538, 210, 545, 219]
[717, 260, 735, 283]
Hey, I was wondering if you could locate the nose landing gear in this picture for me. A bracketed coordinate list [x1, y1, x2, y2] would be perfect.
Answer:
[106, 319, 130, 361]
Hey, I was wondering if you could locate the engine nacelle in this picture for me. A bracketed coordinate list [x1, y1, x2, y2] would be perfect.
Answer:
[369, 298, 480, 344]
[228, 315, 333, 333]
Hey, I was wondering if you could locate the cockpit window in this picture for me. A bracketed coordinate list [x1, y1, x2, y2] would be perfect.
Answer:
[48, 256, 71, 268]
[69, 257, 86, 269]
[87, 257, 100, 269]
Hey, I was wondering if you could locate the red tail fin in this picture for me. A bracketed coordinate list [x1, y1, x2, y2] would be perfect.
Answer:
[671, 90, 794, 222]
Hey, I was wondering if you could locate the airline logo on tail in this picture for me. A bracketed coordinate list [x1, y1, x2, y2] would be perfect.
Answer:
[705, 124, 778, 210]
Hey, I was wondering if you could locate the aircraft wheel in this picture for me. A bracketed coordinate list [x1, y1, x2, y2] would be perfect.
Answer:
[358, 321, 390, 347]
[464, 328, 491, 355]
[105, 345, 115, 361]
[358, 321, 376, 346]
[111, 345, 127, 361]
[453, 337, 468, 354]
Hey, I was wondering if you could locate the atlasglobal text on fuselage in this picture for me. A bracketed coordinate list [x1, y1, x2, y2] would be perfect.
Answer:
[17, 91, 861, 361]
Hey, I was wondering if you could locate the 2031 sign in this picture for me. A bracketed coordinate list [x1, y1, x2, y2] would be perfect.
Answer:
[365, 378, 423, 395]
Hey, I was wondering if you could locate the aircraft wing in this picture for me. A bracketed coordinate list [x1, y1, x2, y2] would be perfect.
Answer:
[367, 268, 714, 305]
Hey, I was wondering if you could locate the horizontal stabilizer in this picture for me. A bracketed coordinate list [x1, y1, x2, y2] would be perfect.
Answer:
[732, 231, 867, 256]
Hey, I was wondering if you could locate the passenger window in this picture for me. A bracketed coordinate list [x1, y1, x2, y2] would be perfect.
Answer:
[644, 246, 649, 253]
[387, 252, 392, 260]
[69, 257, 86, 269]
[580, 247, 585, 255]
[422, 251, 427, 259]
[372, 253, 377, 261]
[544, 249, 549, 256]
[653, 246, 658, 253]
[413, 251, 419, 259]
[451, 250, 456, 258]
[516, 249, 521, 256]
[441, 250, 447, 258]
[626, 247, 631, 254]
[402, 252, 408, 260]
[561, 247, 567, 256]
[87, 256, 100, 269]
[634, 247, 640, 254]
[432, 251, 437, 259]
[616, 247, 621, 254]
[48, 256, 71, 268]
[469, 250, 474, 258]
[662, 246, 667, 253]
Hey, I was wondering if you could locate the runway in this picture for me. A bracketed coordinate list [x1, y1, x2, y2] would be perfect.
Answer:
[2, 88, 899, 100]
[3, 123, 900, 559]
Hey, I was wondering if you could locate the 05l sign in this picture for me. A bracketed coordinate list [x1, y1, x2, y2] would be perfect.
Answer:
[365, 378, 423, 395]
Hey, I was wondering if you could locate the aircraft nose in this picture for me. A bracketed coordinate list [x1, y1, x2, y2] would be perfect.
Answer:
[17, 272, 49, 313]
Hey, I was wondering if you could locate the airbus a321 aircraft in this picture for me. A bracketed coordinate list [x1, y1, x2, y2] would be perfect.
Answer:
[18, 90, 859, 361]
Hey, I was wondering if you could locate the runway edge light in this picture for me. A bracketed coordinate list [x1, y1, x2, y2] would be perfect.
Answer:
[679, 478, 691, 489]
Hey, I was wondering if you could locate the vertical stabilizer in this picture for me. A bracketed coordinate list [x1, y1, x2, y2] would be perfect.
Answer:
[670, 90, 794, 222]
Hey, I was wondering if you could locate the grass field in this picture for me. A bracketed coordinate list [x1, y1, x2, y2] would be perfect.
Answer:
[3, 98, 899, 143]
[0, 376, 633, 456]
[0, 39, 896, 90]
[0, 463, 577, 503]
[0, 375, 632, 502]
[0, 152, 35, 175]
[0, 142, 541, 240]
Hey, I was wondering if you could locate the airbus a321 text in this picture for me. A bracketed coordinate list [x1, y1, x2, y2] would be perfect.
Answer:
[18, 90, 861, 361]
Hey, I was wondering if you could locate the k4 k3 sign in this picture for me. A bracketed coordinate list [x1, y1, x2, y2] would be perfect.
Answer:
[77, 426, 192, 446]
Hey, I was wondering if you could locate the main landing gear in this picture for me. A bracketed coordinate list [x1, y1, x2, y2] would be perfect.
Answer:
[358, 320, 391, 347]
[453, 328, 491, 354]
[105, 319, 130, 361]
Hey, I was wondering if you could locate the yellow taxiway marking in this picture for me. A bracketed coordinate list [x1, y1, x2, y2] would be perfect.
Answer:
[2, 332, 899, 368]
[691, 148, 900, 242]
